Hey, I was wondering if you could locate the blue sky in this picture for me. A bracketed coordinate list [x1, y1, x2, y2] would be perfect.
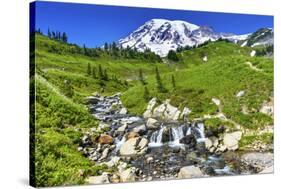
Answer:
[33, 1, 273, 47]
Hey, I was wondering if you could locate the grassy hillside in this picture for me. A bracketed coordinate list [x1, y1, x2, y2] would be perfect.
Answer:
[33, 34, 273, 186]
[33, 34, 176, 186]
[122, 41, 273, 130]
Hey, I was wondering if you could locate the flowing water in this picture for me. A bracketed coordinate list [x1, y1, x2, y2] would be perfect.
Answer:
[86, 93, 251, 180]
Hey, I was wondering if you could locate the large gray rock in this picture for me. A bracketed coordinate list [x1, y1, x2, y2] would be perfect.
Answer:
[146, 118, 159, 129]
[119, 137, 148, 156]
[132, 124, 146, 134]
[241, 152, 273, 173]
[223, 131, 242, 150]
[180, 107, 191, 120]
[119, 168, 136, 182]
[143, 98, 157, 118]
[86, 173, 110, 184]
[152, 99, 180, 121]
[178, 166, 204, 179]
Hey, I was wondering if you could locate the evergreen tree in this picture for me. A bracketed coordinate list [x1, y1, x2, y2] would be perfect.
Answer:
[104, 43, 109, 51]
[92, 67, 97, 79]
[103, 69, 109, 81]
[47, 28, 51, 38]
[171, 75, 176, 89]
[62, 32, 68, 43]
[87, 63, 91, 75]
[167, 50, 179, 61]
[51, 31, 56, 39]
[143, 86, 150, 101]
[155, 67, 166, 93]
[138, 69, 146, 85]
[98, 64, 103, 79]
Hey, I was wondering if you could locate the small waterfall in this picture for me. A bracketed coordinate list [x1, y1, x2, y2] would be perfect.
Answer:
[115, 136, 126, 152]
[195, 123, 205, 142]
[169, 125, 185, 146]
[186, 127, 191, 135]
[148, 123, 206, 147]
[149, 124, 164, 147]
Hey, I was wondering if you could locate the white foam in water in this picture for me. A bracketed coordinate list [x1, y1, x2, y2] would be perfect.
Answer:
[196, 123, 206, 143]
[115, 136, 126, 152]
[169, 126, 185, 147]
[149, 124, 164, 147]
[214, 166, 234, 175]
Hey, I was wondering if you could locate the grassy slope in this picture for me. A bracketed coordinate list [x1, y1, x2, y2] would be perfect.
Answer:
[34, 34, 273, 186]
[122, 41, 273, 130]
[34, 34, 175, 186]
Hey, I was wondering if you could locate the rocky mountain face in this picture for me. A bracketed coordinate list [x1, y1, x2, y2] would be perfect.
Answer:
[118, 19, 251, 57]
[240, 28, 273, 47]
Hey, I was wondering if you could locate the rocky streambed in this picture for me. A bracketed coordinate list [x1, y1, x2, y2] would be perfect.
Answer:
[79, 93, 273, 185]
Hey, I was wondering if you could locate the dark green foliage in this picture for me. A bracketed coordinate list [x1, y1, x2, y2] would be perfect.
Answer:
[87, 63, 91, 76]
[167, 50, 179, 61]
[138, 69, 146, 85]
[256, 45, 273, 56]
[62, 80, 74, 98]
[92, 67, 97, 79]
[98, 64, 103, 79]
[103, 69, 109, 81]
[155, 67, 167, 93]
[143, 86, 150, 101]
[171, 75, 176, 89]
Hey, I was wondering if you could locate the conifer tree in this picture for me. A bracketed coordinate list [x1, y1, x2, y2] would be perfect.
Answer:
[155, 67, 166, 93]
[62, 32, 68, 43]
[87, 63, 91, 76]
[103, 69, 109, 81]
[47, 28, 51, 38]
[92, 67, 97, 79]
[171, 75, 176, 89]
[138, 69, 146, 85]
[143, 86, 150, 101]
[98, 64, 103, 79]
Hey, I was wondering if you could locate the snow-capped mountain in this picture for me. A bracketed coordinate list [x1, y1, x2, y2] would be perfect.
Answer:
[118, 19, 251, 57]
[239, 28, 273, 47]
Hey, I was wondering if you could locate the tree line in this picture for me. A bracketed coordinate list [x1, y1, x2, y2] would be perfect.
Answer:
[138, 68, 176, 101]
[35, 28, 162, 63]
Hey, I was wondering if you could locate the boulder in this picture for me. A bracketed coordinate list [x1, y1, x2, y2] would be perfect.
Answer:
[153, 103, 166, 118]
[119, 137, 148, 156]
[110, 174, 120, 183]
[104, 156, 120, 168]
[127, 132, 140, 140]
[86, 173, 110, 184]
[223, 131, 242, 150]
[132, 124, 146, 134]
[203, 56, 208, 62]
[205, 138, 213, 150]
[179, 135, 197, 149]
[98, 122, 110, 130]
[178, 166, 204, 179]
[236, 90, 245, 98]
[119, 107, 127, 114]
[99, 148, 109, 161]
[119, 168, 136, 182]
[146, 118, 159, 129]
[180, 107, 191, 120]
[98, 134, 114, 145]
[117, 123, 127, 132]
[212, 98, 220, 106]
[143, 97, 157, 118]
[152, 99, 181, 121]
[241, 152, 273, 172]
[164, 103, 181, 120]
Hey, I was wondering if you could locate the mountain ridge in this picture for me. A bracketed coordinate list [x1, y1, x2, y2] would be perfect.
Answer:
[119, 19, 272, 57]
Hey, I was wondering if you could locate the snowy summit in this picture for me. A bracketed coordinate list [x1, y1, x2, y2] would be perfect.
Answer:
[119, 19, 250, 57]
